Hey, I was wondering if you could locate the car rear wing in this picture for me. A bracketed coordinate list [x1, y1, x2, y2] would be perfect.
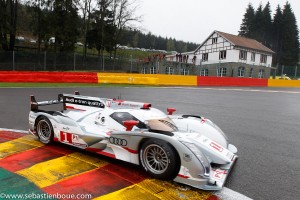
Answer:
[30, 91, 106, 111]
[30, 94, 64, 111]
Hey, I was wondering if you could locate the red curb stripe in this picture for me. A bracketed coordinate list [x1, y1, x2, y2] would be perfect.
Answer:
[0, 144, 74, 172]
[0, 131, 25, 143]
[100, 162, 148, 184]
[207, 195, 221, 200]
[197, 76, 268, 87]
[0, 71, 98, 83]
[43, 168, 136, 198]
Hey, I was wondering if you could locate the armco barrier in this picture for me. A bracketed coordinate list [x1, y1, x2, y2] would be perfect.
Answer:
[1, 71, 300, 87]
[197, 76, 268, 87]
[268, 79, 300, 87]
[0, 71, 98, 83]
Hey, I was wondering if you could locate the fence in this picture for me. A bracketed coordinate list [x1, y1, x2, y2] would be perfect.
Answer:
[0, 51, 141, 72]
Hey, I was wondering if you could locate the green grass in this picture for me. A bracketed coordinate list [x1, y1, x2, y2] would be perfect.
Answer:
[0, 82, 150, 88]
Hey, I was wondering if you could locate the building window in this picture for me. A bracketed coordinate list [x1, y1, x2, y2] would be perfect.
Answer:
[239, 50, 247, 60]
[212, 37, 218, 44]
[165, 67, 174, 75]
[217, 67, 227, 77]
[251, 52, 255, 62]
[238, 67, 245, 77]
[260, 54, 267, 63]
[258, 69, 265, 78]
[200, 69, 208, 76]
[180, 68, 189, 75]
[150, 66, 157, 74]
[202, 53, 208, 61]
[249, 68, 253, 78]
[141, 67, 147, 74]
[219, 50, 226, 60]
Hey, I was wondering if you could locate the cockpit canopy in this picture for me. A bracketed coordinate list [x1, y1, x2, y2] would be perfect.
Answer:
[109, 108, 178, 132]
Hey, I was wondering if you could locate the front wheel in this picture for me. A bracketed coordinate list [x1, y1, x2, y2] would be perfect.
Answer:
[36, 116, 54, 144]
[140, 139, 180, 180]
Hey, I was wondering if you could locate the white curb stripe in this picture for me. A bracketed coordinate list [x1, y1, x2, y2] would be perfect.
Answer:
[214, 187, 253, 200]
[0, 128, 28, 134]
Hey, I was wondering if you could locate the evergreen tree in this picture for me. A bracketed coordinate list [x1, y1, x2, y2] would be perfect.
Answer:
[262, 2, 273, 47]
[239, 3, 255, 37]
[166, 38, 175, 51]
[272, 5, 283, 65]
[0, 0, 18, 50]
[132, 32, 139, 47]
[52, 0, 79, 52]
[252, 4, 264, 42]
[280, 2, 299, 69]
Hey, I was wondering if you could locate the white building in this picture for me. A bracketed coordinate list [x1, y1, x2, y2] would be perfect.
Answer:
[166, 30, 275, 78]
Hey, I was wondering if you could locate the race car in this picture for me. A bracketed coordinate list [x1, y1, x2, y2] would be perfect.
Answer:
[28, 92, 238, 190]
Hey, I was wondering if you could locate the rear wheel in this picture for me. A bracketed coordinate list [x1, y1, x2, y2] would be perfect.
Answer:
[36, 116, 54, 144]
[140, 139, 180, 180]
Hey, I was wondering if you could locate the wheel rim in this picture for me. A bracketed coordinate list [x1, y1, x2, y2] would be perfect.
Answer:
[37, 120, 51, 141]
[143, 144, 169, 174]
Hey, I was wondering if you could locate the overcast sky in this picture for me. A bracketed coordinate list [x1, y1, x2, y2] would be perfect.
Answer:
[135, 0, 300, 44]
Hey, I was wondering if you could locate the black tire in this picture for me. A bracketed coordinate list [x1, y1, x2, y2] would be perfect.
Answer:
[139, 139, 180, 180]
[36, 116, 54, 144]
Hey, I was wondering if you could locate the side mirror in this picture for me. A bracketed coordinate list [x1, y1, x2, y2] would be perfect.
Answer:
[123, 120, 139, 131]
[167, 108, 176, 115]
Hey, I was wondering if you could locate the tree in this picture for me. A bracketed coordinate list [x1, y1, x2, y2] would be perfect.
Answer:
[280, 2, 299, 68]
[28, 0, 52, 52]
[261, 2, 273, 47]
[87, 0, 115, 54]
[112, 0, 141, 58]
[166, 38, 175, 51]
[132, 32, 139, 47]
[0, 0, 19, 51]
[78, 0, 94, 58]
[272, 5, 283, 65]
[239, 1, 299, 73]
[52, 0, 79, 52]
[252, 4, 264, 42]
[239, 3, 255, 38]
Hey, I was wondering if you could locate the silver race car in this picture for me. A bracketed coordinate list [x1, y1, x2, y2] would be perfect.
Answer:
[28, 92, 238, 190]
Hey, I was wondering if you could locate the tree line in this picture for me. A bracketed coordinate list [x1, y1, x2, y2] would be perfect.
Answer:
[239, 1, 299, 71]
[0, 0, 198, 58]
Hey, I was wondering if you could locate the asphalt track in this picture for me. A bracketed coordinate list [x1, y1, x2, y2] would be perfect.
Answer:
[1, 86, 300, 200]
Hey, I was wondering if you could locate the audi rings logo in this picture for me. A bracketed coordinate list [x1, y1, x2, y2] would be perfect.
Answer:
[109, 137, 127, 146]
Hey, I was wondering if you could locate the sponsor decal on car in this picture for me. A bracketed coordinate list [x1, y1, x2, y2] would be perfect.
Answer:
[212, 169, 227, 180]
[109, 137, 128, 146]
[59, 131, 87, 147]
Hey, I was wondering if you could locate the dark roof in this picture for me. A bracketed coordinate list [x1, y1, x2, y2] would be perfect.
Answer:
[216, 31, 274, 54]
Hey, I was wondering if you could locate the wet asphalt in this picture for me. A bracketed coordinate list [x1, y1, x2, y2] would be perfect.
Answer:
[0, 86, 299, 200]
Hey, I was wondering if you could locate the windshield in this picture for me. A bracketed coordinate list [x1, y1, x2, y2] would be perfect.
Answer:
[145, 117, 178, 132]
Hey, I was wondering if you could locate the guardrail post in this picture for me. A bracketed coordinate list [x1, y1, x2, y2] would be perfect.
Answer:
[13, 51, 15, 70]
[130, 55, 132, 73]
[102, 55, 105, 72]
[44, 51, 46, 71]
[74, 53, 76, 71]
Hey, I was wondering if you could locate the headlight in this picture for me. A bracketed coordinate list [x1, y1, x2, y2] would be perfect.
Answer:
[181, 141, 210, 177]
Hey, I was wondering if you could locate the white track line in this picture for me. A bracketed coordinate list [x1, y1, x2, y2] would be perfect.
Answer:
[0, 128, 253, 199]
[146, 86, 300, 94]
[0, 128, 28, 133]
[214, 187, 253, 200]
